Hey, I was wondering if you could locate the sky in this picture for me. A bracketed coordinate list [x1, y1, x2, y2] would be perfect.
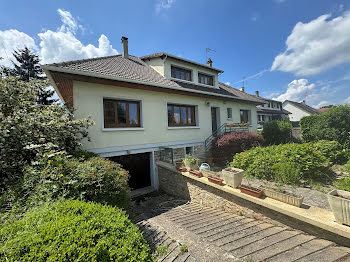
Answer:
[1, 0, 350, 108]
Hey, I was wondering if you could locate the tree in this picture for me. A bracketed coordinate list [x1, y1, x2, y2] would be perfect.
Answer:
[12, 47, 57, 105]
[0, 77, 94, 186]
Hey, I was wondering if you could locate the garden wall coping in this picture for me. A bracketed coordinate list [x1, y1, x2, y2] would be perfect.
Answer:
[156, 161, 350, 242]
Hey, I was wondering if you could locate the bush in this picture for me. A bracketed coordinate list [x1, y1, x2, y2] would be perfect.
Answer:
[24, 156, 130, 209]
[312, 140, 346, 164]
[0, 200, 153, 261]
[344, 160, 350, 174]
[70, 150, 99, 161]
[335, 177, 350, 192]
[262, 120, 292, 145]
[231, 142, 330, 185]
[300, 105, 350, 149]
[211, 132, 264, 166]
[0, 77, 93, 186]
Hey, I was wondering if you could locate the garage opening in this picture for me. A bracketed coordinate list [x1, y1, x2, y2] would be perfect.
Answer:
[109, 152, 151, 191]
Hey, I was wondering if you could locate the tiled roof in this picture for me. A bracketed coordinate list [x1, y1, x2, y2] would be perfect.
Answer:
[45, 54, 180, 88]
[218, 82, 263, 103]
[257, 107, 291, 114]
[141, 52, 224, 72]
[284, 100, 320, 114]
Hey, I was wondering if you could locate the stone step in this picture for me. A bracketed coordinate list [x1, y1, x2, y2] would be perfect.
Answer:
[221, 226, 286, 251]
[266, 239, 334, 262]
[242, 234, 315, 261]
[163, 245, 181, 262]
[230, 230, 301, 258]
[172, 252, 191, 262]
[158, 240, 178, 262]
[175, 210, 228, 225]
[294, 246, 350, 262]
[166, 206, 216, 221]
[195, 216, 247, 236]
[212, 221, 267, 245]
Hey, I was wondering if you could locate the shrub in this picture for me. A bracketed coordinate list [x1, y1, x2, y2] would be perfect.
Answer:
[70, 150, 99, 161]
[312, 140, 346, 164]
[335, 177, 350, 192]
[231, 142, 330, 185]
[211, 132, 264, 166]
[344, 160, 350, 174]
[7, 155, 130, 212]
[300, 105, 350, 149]
[262, 120, 292, 145]
[0, 200, 153, 261]
[0, 77, 93, 186]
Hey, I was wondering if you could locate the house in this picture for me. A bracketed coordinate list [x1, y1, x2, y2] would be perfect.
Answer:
[282, 100, 319, 122]
[254, 92, 291, 128]
[42, 36, 262, 193]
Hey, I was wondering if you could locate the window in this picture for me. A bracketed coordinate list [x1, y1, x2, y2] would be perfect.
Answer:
[185, 146, 193, 156]
[167, 104, 196, 126]
[171, 66, 192, 81]
[240, 110, 250, 124]
[198, 73, 214, 86]
[227, 108, 232, 119]
[103, 98, 141, 128]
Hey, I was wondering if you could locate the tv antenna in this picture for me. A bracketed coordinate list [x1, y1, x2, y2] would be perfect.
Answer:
[242, 76, 246, 87]
[206, 47, 216, 61]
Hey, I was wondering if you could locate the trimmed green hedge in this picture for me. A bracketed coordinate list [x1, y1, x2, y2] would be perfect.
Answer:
[300, 105, 350, 149]
[231, 142, 333, 185]
[262, 120, 292, 145]
[0, 200, 152, 261]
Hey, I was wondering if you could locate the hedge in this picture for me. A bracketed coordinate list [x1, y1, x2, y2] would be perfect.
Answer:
[261, 120, 292, 145]
[0, 200, 153, 261]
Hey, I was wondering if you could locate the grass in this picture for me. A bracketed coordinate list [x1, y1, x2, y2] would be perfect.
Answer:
[179, 245, 188, 255]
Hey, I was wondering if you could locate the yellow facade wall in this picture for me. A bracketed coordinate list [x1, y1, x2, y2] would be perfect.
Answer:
[73, 81, 257, 151]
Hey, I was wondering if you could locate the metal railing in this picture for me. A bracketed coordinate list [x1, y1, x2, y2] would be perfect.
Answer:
[204, 123, 249, 151]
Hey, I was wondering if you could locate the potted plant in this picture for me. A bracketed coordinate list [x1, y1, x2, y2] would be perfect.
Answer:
[183, 155, 200, 171]
[201, 169, 217, 178]
[328, 189, 350, 226]
[221, 167, 244, 188]
[175, 160, 183, 170]
[208, 175, 224, 185]
[240, 184, 263, 198]
[189, 170, 202, 177]
[264, 187, 304, 207]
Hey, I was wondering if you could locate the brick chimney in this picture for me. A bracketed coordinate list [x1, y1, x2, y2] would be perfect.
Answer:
[207, 58, 213, 67]
[255, 90, 259, 97]
[121, 36, 128, 59]
[240, 87, 245, 92]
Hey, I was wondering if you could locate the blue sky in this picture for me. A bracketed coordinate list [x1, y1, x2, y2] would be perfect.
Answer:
[1, 0, 350, 107]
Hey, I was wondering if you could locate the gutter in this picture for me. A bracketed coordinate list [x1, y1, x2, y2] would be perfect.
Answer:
[41, 65, 262, 105]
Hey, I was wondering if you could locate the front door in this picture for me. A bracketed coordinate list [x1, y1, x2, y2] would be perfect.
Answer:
[211, 107, 217, 133]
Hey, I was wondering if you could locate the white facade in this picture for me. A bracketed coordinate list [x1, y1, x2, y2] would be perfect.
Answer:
[282, 101, 313, 121]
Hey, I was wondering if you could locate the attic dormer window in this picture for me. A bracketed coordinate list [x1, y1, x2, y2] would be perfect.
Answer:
[171, 66, 192, 81]
[198, 73, 214, 86]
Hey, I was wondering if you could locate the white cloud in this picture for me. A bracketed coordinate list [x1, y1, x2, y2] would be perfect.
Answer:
[344, 96, 350, 104]
[314, 100, 329, 109]
[273, 79, 315, 101]
[225, 81, 231, 85]
[155, 0, 176, 14]
[0, 29, 38, 67]
[271, 12, 350, 76]
[232, 69, 268, 85]
[0, 9, 118, 66]
[275, 0, 285, 4]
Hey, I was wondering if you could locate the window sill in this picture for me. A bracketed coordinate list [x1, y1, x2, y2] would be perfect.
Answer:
[168, 126, 200, 130]
[102, 127, 144, 131]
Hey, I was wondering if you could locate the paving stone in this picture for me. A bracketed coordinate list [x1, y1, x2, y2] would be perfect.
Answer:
[185, 213, 235, 231]
[173, 252, 190, 262]
[163, 245, 181, 262]
[266, 238, 334, 262]
[231, 230, 301, 258]
[243, 233, 315, 261]
[212, 221, 267, 244]
[295, 246, 350, 262]
[195, 216, 246, 236]
[175, 210, 228, 225]
[221, 226, 286, 252]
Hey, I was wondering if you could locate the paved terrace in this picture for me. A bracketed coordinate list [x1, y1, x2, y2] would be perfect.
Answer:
[130, 194, 350, 262]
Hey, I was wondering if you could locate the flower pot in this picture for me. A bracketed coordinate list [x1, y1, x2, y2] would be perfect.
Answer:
[175, 161, 183, 169]
[221, 167, 244, 188]
[189, 170, 202, 177]
[201, 170, 217, 178]
[177, 167, 187, 172]
[208, 176, 224, 185]
[328, 189, 350, 226]
[240, 184, 263, 198]
[264, 188, 304, 207]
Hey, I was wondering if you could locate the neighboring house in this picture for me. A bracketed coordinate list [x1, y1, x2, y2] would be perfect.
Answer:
[282, 100, 320, 122]
[42, 36, 262, 192]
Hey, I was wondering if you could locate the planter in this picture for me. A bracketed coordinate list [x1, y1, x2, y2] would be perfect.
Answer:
[175, 161, 183, 169]
[208, 176, 224, 186]
[183, 159, 200, 171]
[240, 184, 263, 198]
[221, 167, 244, 188]
[226, 123, 250, 127]
[189, 170, 202, 177]
[177, 167, 187, 172]
[201, 170, 217, 178]
[264, 188, 304, 207]
[328, 189, 350, 226]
